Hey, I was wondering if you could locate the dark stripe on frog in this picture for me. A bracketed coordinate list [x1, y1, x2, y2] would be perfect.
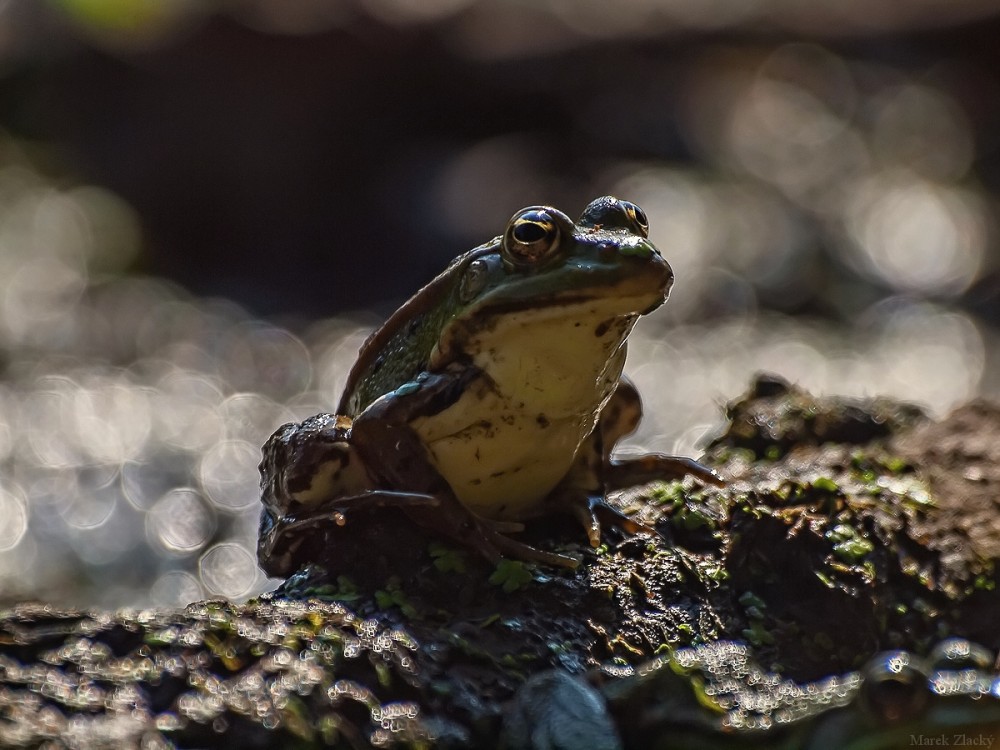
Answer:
[443, 294, 631, 352]
[594, 318, 613, 337]
[460, 293, 619, 325]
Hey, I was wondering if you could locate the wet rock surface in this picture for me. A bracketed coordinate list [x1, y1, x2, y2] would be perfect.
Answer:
[3, 374, 1000, 748]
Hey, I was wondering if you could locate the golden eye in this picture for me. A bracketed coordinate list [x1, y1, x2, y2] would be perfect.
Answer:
[623, 202, 649, 237]
[503, 208, 565, 265]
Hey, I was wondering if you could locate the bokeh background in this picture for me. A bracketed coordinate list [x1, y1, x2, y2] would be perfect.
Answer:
[0, 0, 998, 608]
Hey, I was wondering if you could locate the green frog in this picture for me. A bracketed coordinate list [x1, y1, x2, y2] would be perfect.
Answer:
[258, 196, 721, 577]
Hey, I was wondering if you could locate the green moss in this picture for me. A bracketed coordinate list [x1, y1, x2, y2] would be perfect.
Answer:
[650, 482, 686, 508]
[815, 570, 834, 588]
[489, 560, 534, 593]
[883, 456, 910, 474]
[811, 476, 840, 494]
[374, 577, 418, 618]
[701, 561, 729, 584]
[673, 506, 712, 531]
[428, 542, 467, 574]
[738, 591, 766, 610]
[974, 574, 996, 592]
[741, 621, 775, 647]
[832, 537, 874, 563]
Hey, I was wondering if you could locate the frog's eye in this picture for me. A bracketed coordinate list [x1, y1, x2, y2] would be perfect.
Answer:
[623, 202, 649, 238]
[503, 208, 565, 266]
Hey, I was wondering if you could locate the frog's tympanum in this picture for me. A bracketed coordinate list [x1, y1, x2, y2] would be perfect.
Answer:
[258, 196, 721, 577]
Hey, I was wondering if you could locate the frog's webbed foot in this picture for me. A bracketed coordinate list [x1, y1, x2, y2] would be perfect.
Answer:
[480, 517, 526, 534]
[491, 531, 582, 569]
[569, 494, 659, 549]
[404, 501, 581, 569]
[560, 454, 723, 552]
[605, 454, 724, 490]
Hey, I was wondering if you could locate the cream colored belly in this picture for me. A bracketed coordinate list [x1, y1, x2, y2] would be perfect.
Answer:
[414, 390, 588, 518]
[412, 300, 643, 519]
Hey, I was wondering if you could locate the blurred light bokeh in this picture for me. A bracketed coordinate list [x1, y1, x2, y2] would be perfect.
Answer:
[0, 0, 998, 606]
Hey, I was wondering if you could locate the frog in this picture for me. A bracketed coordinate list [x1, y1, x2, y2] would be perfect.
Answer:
[258, 196, 722, 578]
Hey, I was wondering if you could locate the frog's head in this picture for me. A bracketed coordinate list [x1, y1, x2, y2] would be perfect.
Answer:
[432, 196, 673, 365]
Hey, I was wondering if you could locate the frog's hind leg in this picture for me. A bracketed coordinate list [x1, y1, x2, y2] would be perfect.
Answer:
[264, 490, 441, 540]
[258, 489, 442, 577]
[401, 502, 580, 569]
[489, 531, 582, 569]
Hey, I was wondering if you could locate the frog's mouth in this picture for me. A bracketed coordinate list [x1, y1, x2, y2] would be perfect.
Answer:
[465, 290, 664, 326]
[476, 267, 670, 319]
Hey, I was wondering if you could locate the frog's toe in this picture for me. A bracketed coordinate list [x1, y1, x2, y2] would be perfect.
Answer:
[568, 494, 661, 550]
[491, 533, 581, 569]
[480, 517, 527, 534]
[407, 501, 577, 569]
[570, 502, 602, 548]
[467, 512, 579, 568]
[607, 454, 724, 489]
[589, 498, 659, 542]
[258, 489, 444, 577]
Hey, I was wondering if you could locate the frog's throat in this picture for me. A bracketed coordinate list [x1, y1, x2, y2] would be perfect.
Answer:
[431, 281, 663, 368]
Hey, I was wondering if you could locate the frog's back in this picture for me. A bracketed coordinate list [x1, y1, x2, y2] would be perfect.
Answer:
[338, 243, 495, 416]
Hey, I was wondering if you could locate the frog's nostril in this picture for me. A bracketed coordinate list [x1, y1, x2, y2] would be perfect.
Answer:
[618, 239, 655, 258]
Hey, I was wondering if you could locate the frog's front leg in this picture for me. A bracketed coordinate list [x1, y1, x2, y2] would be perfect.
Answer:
[353, 368, 581, 569]
[548, 379, 723, 548]
[601, 380, 724, 490]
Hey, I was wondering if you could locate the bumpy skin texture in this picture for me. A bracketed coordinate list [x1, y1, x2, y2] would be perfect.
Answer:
[258, 197, 720, 576]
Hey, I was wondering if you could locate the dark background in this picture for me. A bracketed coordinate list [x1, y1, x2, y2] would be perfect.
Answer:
[7, 2, 1000, 317]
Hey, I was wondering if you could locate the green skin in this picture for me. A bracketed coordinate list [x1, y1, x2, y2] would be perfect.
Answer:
[258, 197, 721, 577]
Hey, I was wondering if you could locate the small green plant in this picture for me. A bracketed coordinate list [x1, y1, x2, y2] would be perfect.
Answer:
[375, 577, 418, 617]
[428, 542, 467, 573]
[489, 560, 533, 593]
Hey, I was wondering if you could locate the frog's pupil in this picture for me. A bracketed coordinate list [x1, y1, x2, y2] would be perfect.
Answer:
[625, 203, 648, 231]
[513, 221, 549, 244]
